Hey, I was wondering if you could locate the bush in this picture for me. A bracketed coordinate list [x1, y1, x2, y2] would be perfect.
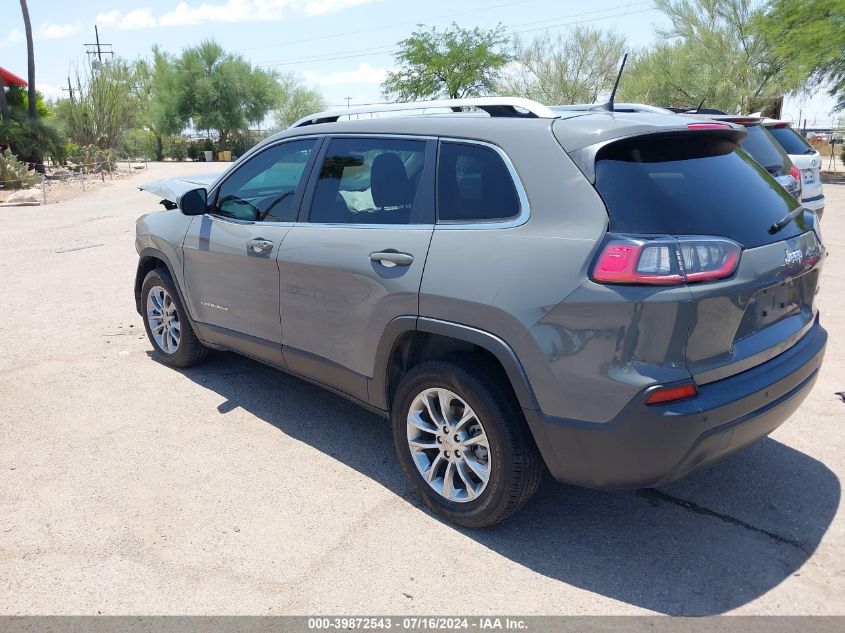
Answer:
[68, 144, 116, 172]
[120, 129, 156, 161]
[0, 149, 40, 190]
[0, 113, 67, 168]
[169, 137, 188, 161]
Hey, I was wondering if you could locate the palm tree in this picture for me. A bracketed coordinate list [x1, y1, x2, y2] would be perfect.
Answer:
[19, 0, 36, 120]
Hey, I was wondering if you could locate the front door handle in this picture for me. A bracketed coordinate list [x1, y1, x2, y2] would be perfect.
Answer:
[370, 251, 414, 267]
[247, 238, 274, 255]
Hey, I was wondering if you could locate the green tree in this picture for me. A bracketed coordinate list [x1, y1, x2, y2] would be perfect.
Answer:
[134, 48, 185, 160]
[755, 0, 845, 111]
[53, 59, 139, 150]
[500, 27, 626, 104]
[272, 73, 325, 130]
[619, 0, 785, 113]
[177, 40, 279, 149]
[382, 23, 510, 101]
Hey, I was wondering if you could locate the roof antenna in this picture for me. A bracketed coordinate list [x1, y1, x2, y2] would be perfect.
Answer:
[593, 52, 628, 112]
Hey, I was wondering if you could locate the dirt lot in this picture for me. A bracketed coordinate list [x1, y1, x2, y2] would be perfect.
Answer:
[0, 162, 843, 615]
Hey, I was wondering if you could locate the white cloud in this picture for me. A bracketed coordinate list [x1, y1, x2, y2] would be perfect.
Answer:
[97, 0, 382, 29]
[40, 22, 83, 40]
[95, 10, 122, 26]
[121, 8, 157, 28]
[0, 29, 26, 47]
[37, 83, 64, 100]
[302, 0, 381, 17]
[302, 62, 390, 87]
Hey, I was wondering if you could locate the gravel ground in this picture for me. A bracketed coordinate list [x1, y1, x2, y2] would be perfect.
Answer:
[0, 162, 843, 615]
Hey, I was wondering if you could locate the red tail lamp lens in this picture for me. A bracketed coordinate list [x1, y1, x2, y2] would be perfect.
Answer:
[645, 383, 698, 405]
[592, 236, 741, 285]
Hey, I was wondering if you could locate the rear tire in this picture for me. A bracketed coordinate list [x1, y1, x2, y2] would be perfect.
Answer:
[141, 267, 208, 368]
[391, 356, 543, 527]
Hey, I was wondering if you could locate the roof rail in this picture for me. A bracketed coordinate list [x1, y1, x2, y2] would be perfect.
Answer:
[551, 102, 673, 115]
[290, 97, 559, 128]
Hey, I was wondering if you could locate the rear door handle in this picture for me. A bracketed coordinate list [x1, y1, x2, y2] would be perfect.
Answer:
[247, 238, 274, 254]
[370, 251, 414, 267]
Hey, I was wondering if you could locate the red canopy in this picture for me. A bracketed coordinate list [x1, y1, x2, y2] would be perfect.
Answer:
[0, 66, 27, 87]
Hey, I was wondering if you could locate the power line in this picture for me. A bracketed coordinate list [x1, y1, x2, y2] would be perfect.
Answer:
[257, 3, 656, 68]
[241, 0, 548, 53]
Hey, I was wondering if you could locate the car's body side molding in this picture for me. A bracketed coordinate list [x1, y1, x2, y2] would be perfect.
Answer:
[369, 316, 540, 412]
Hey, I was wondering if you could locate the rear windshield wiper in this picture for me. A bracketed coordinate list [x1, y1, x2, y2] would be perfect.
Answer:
[770, 206, 806, 234]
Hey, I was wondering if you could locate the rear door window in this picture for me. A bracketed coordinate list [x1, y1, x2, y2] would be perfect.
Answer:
[307, 137, 429, 225]
[594, 134, 805, 248]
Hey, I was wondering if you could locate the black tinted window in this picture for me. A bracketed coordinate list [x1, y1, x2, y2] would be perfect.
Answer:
[768, 126, 815, 155]
[595, 135, 805, 248]
[308, 137, 427, 225]
[437, 142, 520, 222]
[738, 124, 788, 172]
[214, 139, 316, 222]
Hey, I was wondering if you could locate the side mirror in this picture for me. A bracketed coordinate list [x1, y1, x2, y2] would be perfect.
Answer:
[178, 188, 208, 216]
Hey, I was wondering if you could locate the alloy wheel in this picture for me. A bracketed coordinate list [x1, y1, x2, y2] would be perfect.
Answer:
[146, 285, 181, 354]
[406, 387, 491, 503]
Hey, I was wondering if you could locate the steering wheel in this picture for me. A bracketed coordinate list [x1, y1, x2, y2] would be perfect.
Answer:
[217, 194, 261, 220]
[258, 191, 295, 221]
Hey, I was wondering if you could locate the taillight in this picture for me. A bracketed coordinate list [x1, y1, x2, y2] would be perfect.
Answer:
[790, 165, 802, 197]
[592, 235, 741, 285]
[645, 383, 698, 405]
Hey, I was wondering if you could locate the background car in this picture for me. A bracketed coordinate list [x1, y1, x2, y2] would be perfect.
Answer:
[763, 119, 825, 217]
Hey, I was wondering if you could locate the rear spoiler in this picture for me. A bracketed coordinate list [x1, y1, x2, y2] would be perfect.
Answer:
[567, 126, 747, 183]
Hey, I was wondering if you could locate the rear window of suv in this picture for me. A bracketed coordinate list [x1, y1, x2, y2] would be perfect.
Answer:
[737, 124, 788, 172]
[767, 126, 816, 155]
[594, 134, 805, 248]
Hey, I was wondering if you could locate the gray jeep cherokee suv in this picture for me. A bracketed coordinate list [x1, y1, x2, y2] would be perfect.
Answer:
[134, 97, 827, 527]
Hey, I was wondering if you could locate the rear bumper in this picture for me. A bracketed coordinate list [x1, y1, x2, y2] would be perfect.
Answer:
[523, 320, 827, 489]
[802, 192, 825, 217]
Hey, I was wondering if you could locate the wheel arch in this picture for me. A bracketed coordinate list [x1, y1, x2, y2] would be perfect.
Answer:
[372, 316, 540, 413]
[135, 248, 188, 318]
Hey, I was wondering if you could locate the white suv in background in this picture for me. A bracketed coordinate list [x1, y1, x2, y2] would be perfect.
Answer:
[764, 119, 825, 217]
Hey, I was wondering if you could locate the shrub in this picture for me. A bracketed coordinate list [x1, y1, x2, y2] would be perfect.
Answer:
[68, 144, 116, 172]
[0, 149, 40, 190]
[0, 113, 67, 168]
[169, 137, 188, 161]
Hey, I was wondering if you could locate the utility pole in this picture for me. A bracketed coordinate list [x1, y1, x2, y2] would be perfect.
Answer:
[84, 25, 113, 69]
[345, 97, 352, 109]
[61, 76, 74, 101]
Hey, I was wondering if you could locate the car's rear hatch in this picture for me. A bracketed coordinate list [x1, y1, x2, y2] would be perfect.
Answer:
[586, 130, 824, 384]
[766, 123, 824, 202]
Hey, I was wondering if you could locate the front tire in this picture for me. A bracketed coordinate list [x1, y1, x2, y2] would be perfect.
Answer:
[391, 357, 543, 527]
[141, 267, 208, 368]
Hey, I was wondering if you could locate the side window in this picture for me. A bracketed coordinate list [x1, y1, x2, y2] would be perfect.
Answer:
[214, 138, 317, 222]
[308, 137, 428, 225]
[437, 141, 520, 222]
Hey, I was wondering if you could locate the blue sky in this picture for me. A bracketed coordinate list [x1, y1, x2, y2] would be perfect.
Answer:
[0, 0, 838, 125]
